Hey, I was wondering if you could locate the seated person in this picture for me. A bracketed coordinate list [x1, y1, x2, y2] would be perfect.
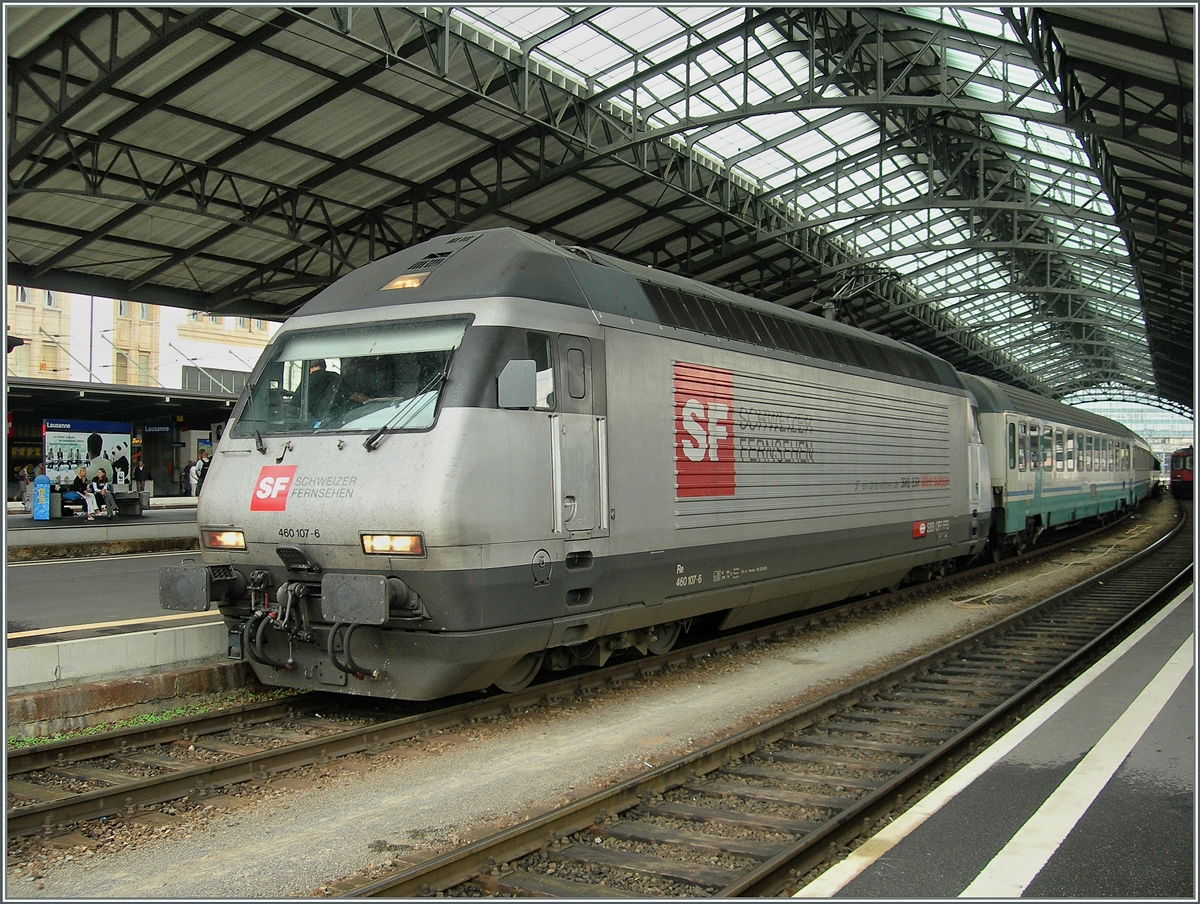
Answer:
[63, 467, 98, 519]
[90, 468, 119, 519]
[306, 359, 339, 413]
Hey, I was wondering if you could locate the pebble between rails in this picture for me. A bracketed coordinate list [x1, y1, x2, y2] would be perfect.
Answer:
[7, 499, 1177, 898]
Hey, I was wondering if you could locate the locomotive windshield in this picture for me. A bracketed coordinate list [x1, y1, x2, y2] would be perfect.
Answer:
[231, 318, 469, 437]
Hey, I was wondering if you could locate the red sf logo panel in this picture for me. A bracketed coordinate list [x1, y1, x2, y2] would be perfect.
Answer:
[251, 465, 298, 511]
[674, 363, 735, 498]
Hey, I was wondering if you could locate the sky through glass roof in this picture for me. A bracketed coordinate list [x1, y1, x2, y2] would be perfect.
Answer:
[454, 5, 1151, 400]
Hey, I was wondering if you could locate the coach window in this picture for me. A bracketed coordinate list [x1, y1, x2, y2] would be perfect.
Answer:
[1066, 430, 1076, 471]
[1042, 424, 1054, 469]
[527, 332, 555, 410]
[1007, 422, 1017, 470]
[1030, 421, 1042, 470]
[1055, 427, 1064, 470]
[1017, 422, 1028, 471]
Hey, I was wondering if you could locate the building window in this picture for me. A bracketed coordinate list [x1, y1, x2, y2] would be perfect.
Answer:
[188, 310, 200, 321]
[14, 287, 30, 305]
[208, 315, 222, 324]
[182, 365, 247, 394]
[255, 319, 267, 330]
[237, 317, 248, 329]
[140, 303, 151, 319]
[43, 291, 56, 308]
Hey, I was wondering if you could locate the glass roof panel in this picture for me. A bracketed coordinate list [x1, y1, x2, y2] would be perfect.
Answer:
[449, 5, 1151, 400]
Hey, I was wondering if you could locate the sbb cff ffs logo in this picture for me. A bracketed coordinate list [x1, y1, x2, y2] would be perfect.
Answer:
[674, 363, 735, 498]
[252, 465, 297, 511]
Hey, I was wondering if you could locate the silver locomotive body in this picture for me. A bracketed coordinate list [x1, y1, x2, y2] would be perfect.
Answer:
[162, 228, 993, 699]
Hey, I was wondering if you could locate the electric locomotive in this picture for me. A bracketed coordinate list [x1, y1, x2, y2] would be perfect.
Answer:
[1170, 446, 1193, 500]
[161, 228, 996, 699]
[160, 228, 1146, 701]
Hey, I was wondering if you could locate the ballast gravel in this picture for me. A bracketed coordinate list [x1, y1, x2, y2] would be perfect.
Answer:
[7, 502, 1177, 898]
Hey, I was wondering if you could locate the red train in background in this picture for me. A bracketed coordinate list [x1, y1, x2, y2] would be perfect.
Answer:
[1169, 446, 1193, 499]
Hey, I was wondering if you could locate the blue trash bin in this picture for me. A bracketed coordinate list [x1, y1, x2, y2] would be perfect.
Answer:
[32, 474, 51, 521]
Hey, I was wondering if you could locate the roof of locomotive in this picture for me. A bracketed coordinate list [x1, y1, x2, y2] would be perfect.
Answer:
[296, 228, 962, 389]
[960, 373, 1148, 445]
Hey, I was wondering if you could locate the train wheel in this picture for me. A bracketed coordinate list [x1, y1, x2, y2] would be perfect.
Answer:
[646, 622, 682, 656]
[493, 651, 545, 694]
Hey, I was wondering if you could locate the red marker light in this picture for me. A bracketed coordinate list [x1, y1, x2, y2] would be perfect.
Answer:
[912, 521, 928, 538]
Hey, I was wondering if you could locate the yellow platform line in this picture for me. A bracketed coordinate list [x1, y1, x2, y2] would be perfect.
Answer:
[7, 611, 221, 640]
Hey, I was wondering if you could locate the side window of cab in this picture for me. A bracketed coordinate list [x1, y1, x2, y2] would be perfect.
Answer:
[527, 333, 555, 410]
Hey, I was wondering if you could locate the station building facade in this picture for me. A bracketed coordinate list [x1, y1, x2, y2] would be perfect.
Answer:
[6, 287, 278, 498]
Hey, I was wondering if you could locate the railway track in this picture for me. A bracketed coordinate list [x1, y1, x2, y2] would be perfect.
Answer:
[5, 505, 1182, 848]
[340, 508, 1191, 897]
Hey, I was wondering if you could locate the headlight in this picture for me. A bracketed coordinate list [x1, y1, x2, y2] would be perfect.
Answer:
[361, 533, 424, 556]
[203, 529, 246, 550]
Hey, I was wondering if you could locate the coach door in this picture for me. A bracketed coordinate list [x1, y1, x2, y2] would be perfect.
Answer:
[551, 335, 608, 536]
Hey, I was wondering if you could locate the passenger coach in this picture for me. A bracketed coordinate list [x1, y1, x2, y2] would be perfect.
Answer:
[961, 375, 1155, 555]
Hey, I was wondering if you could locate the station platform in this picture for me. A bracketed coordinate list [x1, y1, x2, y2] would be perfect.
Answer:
[794, 586, 1195, 899]
[6, 495, 199, 561]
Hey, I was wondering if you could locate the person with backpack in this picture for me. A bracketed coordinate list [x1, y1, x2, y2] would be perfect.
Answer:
[195, 450, 210, 495]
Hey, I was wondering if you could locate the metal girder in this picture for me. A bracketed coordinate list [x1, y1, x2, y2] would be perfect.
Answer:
[1004, 7, 1192, 412]
[6, 6, 1187, 414]
[7, 8, 223, 167]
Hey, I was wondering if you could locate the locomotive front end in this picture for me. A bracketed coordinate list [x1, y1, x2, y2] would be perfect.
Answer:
[160, 312, 516, 699]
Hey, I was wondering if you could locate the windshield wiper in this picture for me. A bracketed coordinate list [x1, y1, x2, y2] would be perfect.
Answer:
[363, 369, 448, 452]
[254, 427, 267, 454]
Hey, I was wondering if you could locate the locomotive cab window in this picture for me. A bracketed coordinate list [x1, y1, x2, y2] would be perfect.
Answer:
[232, 318, 469, 437]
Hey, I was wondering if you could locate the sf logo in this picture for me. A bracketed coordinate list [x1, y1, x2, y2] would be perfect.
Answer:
[251, 465, 298, 511]
[680, 400, 730, 462]
[673, 363, 735, 498]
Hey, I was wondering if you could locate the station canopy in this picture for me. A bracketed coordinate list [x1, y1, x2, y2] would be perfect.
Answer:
[6, 6, 1193, 416]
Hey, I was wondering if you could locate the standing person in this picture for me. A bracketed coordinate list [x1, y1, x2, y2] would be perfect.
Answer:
[195, 450, 210, 495]
[90, 468, 118, 518]
[132, 458, 148, 493]
[18, 463, 32, 512]
[187, 459, 198, 496]
[66, 467, 98, 520]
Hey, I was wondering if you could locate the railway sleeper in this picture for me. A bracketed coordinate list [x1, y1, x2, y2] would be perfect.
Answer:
[480, 870, 644, 898]
[7, 780, 74, 804]
[878, 690, 998, 710]
[551, 843, 741, 890]
[725, 763, 881, 791]
[817, 720, 957, 742]
[597, 819, 780, 860]
[44, 766, 134, 787]
[838, 710, 975, 730]
[791, 735, 932, 756]
[687, 779, 851, 810]
[640, 801, 816, 835]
